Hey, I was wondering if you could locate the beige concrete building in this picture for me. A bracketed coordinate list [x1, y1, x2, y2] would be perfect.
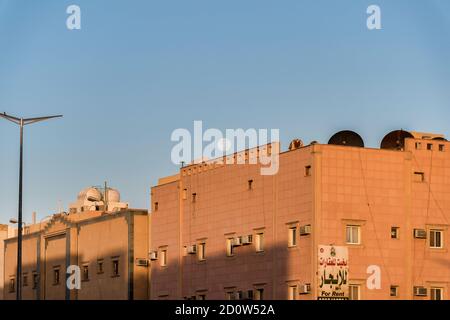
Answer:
[2, 187, 149, 300]
[150, 130, 450, 300]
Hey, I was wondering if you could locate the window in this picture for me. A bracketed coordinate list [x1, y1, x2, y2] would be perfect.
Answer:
[192, 193, 197, 203]
[160, 249, 168, 267]
[305, 165, 312, 177]
[254, 288, 264, 300]
[197, 294, 206, 300]
[226, 291, 235, 300]
[439, 144, 445, 152]
[82, 265, 89, 281]
[391, 227, 399, 239]
[430, 287, 443, 300]
[248, 179, 253, 190]
[53, 268, 60, 285]
[97, 260, 104, 274]
[288, 227, 297, 247]
[226, 238, 234, 257]
[182, 189, 187, 200]
[198, 242, 206, 261]
[414, 172, 425, 182]
[32, 272, 39, 289]
[154, 202, 159, 211]
[112, 259, 120, 277]
[390, 286, 399, 297]
[415, 142, 422, 150]
[346, 225, 361, 245]
[288, 285, 298, 300]
[255, 233, 264, 252]
[23, 273, 28, 287]
[427, 143, 433, 151]
[430, 230, 443, 248]
[9, 278, 15, 293]
[349, 285, 360, 300]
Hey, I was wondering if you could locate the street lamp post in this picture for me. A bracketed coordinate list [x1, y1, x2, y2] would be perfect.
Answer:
[0, 112, 62, 300]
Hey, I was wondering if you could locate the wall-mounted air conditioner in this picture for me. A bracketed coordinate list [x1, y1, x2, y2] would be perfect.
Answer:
[187, 244, 197, 254]
[300, 225, 311, 236]
[413, 286, 427, 297]
[299, 283, 311, 294]
[241, 235, 253, 245]
[135, 258, 148, 267]
[414, 229, 427, 239]
[149, 251, 158, 261]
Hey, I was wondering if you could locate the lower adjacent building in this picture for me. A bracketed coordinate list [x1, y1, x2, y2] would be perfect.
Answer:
[2, 187, 149, 300]
[149, 130, 450, 300]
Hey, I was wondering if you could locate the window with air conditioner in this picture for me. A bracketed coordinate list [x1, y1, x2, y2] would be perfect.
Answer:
[430, 230, 443, 248]
[349, 285, 360, 300]
[346, 225, 361, 245]
[430, 287, 443, 300]
[288, 227, 297, 247]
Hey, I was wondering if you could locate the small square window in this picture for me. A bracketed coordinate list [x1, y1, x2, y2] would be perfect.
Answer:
[414, 172, 425, 182]
[391, 227, 399, 239]
[430, 287, 443, 300]
[305, 165, 312, 177]
[430, 230, 443, 248]
[349, 285, 360, 300]
[415, 142, 422, 150]
[346, 225, 361, 245]
[439, 144, 445, 152]
[390, 286, 399, 297]
[427, 143, 433, 151]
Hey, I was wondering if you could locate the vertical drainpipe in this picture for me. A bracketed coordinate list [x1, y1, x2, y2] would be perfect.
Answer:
[178, 178, 184, 299]
[404, 151, 413, 299]
[311, 144, 322, 300]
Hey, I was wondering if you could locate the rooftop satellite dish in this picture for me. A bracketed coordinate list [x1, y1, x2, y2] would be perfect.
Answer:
[328, 130, 364, 147]
[288, 139, 304, 151]
[380, 130, 414, 150]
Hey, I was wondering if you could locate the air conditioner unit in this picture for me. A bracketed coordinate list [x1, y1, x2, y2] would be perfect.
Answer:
[414, 286, 427, 297]
[414, 229, 427, 239]
[187, 244, 197, 254]
[241, 235, 253, 245]
[135, 258, 148, 267]
[149, 251, 158, 261]
[233, 237, 242, 246]
[300, 225, 311, 236]
[299, 283, 311, 294]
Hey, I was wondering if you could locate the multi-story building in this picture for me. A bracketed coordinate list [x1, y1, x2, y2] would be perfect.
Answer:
[2, 186, 149, 300]
[149, 130, 450, 300]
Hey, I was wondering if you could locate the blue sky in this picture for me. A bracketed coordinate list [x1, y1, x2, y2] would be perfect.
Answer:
[1, 0, 450, 222]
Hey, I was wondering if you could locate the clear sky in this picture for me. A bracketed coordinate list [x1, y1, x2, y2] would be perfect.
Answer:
[1, 0, 449, 223]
